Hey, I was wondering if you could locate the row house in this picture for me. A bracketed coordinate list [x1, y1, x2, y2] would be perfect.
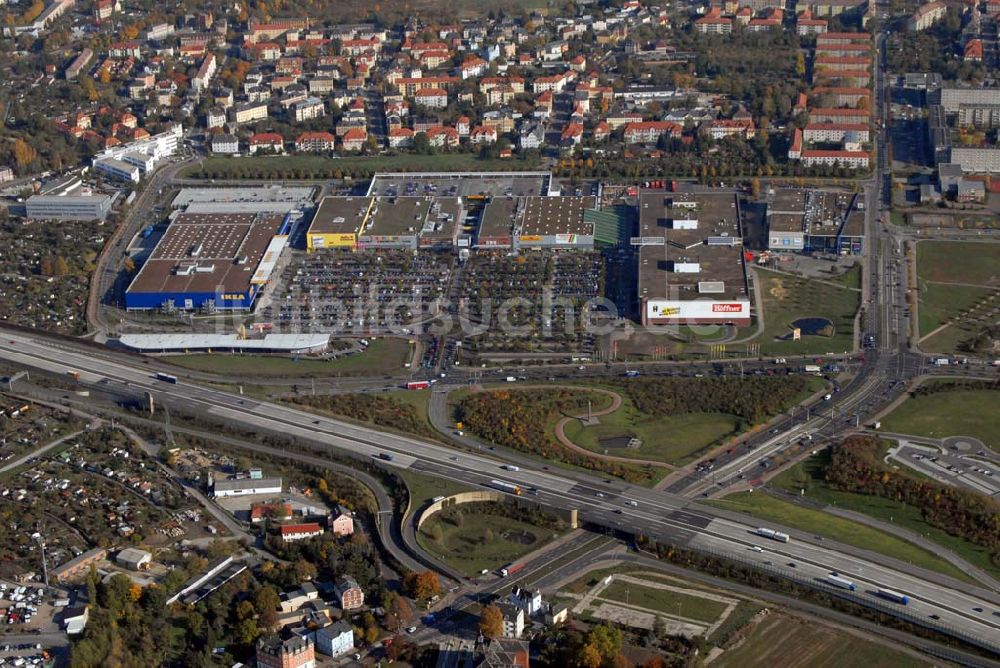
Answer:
[797, 9, 829, 34]
[389, 127, 414, 148]
[816, 31, 871, 45]
[810, 86, 869, 107]
[419, 50, 451, 69]
[249, 132, 285, 155]
[747, 7, 784, 31]
[460, 56, 488, 79]
[561, 122, 584, 146]
[813, 55, 871, 72]
[480, 76, 525, 94]
[394, 76, 458, 96]
[191, 53, 216, 94]
[293, 97, 326, 122]
[231, 100, 269, 124]
[815, 43, 871, 57]
[800, 149, 869, 168]
[296, 131, 336, 152]
[706, 118, 756, 140]
[414, 87, 448, 109]
[206, 107, 226, 129]
[243, 41, 283, 62]
[532, 71, 575, 94]
[607, 112, 643, 130]
[426, 125, 460, 148]
[247, 18, 309, 43]
[341, 127, 368, 151]
[280, 523, 323, 542]
[808, 107, 869, 124]
[624, 121, 683, 143]
[485, 85, 518, 106]
[803, 122, 870, 143]
[276, 56, 305, 75]
[179, 43, 206, 59]
[342, 37, 381, 56]
[695, 8, 733, 34]
[109, 41, 141, 59]
[469, 125, 498, 144]
[909, 1, 946, 31]
[814, 70, 870, 86]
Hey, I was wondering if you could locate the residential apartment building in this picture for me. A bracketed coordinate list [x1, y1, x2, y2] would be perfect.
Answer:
[909, 1, 946, 31]
[256, 635, 316, 668]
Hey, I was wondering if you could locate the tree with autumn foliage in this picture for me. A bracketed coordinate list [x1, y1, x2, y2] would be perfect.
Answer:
[479, 604, 504, 640]
[403, 570, 441, 600]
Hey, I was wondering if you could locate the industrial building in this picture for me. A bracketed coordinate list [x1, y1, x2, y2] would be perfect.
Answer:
[306, 196, 374, 250]
[93, 125, 182, 181]
[636, 192, 752, 327]
[171, 186, 316, 214]
[26, 192, 114, 220]
[212, 476, 283, 498]
[125, 211, 291, 311]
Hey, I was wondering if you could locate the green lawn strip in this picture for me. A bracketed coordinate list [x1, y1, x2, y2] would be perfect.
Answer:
[916, 282, 994, 338]
[705, 491, 974, 583]
[754, 268, 860, 356]
[416, 511, 564, 577]
[397, 469, 474, 512]
[598, 580, 728, 623]
[771, 451, 1000, 580]
[881, 386, 1000, 451]
[162, 338, 412, 377]
[916, 241, 1000, 286]
[185, 153, 541, 179]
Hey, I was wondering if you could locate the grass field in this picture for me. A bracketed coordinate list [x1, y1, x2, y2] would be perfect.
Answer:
[706, 491, 973, 582]
[163, 338, 412, 377]
[772, 449, 1000, 579]
[417, 510, 562, 576]
[754, 269, 860, 355]
[881, 384, 1000, 452]
[915, 241, 1000, 347]
[713, 613, 931, 668]
[916, 282, 994, 339]
[562, 406, 741, 465]
[916, 241, 1000, 286]
[599, 581, 728, 623]
[185, 153, 541, 179]
[397, 469, 473, 512]
[823, 264, 862, 291]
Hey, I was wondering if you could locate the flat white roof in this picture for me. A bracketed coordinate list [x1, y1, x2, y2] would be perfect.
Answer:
[119, 333, 330, 352]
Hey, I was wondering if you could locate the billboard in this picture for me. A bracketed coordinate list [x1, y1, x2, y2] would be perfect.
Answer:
[645, 299, 750, 322]
[520, 235, 543, 243]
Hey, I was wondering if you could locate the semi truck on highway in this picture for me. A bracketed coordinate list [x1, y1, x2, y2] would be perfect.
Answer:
[66, 370, 80, 380]
[406, 381, 430, 390]
[756, 527, 791, 543]
[803, 365, 822, 373]
[488, 480, 522, 496]
[825, 573, 857, 591]
[876, 588, 910, 605]
[500, 562, 525, 577]
[155, 372, 178, 384]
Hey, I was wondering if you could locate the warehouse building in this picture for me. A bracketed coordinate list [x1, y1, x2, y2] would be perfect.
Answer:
[125, 211, 291, 311]
[306, 196, 373, 250]
[637, 192, 752, 327]
[212, 476, 283, 498]
[766, 189, 807, 251]
[307, 195, 464, 250]
[477, 196, 597, 249]
[358, 196, 463, 250]
[118, 332, 330, 354]
[26, 193, 114, 220]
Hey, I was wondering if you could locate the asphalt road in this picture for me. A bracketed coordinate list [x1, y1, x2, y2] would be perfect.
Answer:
[0, 329, 998, 654]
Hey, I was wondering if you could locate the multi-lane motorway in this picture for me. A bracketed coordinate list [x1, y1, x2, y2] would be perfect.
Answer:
[0, 330, 998, 653]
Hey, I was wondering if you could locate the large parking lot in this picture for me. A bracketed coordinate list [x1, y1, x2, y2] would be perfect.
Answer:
[367, 173, 550, 198]
[455, 250, 604, 355]
[260, 249, 455, 334]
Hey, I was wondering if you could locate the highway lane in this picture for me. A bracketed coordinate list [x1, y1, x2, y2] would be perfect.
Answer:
[1, 332, 999, 651]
